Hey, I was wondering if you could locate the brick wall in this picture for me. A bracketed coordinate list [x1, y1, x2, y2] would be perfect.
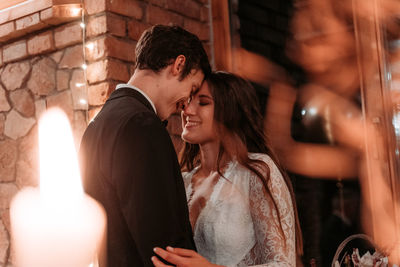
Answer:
[0, 0, 211, 265]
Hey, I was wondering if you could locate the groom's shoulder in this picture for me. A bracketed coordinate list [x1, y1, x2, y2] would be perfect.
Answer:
[120, 111, 170, 145]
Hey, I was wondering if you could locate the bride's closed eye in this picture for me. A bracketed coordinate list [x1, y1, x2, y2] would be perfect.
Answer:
[198, 95, 213, 106]
[199, 101, 211, 106]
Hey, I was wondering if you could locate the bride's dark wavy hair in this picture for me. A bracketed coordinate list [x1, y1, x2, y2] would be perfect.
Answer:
[179, 71, 303, 257]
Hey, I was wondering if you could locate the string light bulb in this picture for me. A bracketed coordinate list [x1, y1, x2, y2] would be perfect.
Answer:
[70, 7, 81, 17]
[75, 83, 85, 88]
[86, 43, 94, 50]
[78, 0, 89, 122]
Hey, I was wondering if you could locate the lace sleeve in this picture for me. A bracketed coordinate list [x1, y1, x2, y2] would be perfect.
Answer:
[243, 155, 296, 267]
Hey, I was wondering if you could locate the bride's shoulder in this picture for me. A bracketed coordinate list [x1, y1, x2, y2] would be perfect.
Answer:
[248, 153, 284, 181]
[248, 152, 275, 166]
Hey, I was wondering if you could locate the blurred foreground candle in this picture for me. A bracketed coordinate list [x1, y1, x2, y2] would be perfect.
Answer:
[10, 108, 107, 267]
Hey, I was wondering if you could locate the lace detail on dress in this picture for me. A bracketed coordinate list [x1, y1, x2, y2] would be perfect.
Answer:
[239, 153, 296, 266]
[182, 153, 296, 267]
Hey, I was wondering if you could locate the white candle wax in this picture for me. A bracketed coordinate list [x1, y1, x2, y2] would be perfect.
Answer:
[10, 188, 106, 267]
[10, 107, 106, 267]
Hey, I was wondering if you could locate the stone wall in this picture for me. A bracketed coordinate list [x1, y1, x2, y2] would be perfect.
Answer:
[0, 0, 211, 265]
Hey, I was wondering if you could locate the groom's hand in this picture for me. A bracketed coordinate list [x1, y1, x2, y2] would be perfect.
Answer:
[152, 247, 222, 267]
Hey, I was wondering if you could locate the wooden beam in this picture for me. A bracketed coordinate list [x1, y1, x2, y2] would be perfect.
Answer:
[0, 0, 28, 11]
[0, 0, 81, 25]
[211, 0, 232, 71]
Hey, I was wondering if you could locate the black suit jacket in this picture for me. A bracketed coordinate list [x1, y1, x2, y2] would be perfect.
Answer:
[79, 87, 195, 266]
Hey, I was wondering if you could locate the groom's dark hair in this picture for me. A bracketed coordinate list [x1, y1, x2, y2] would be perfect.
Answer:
[135, 24, 211, 80]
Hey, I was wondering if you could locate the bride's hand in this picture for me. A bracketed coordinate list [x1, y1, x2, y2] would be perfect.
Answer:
[152, 246, 221, 267]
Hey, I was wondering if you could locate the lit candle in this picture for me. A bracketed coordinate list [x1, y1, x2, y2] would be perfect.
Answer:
[10, 107, 107, 267]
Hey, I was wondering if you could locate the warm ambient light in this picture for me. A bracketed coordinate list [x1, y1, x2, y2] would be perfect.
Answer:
[10, 108, 107, 267]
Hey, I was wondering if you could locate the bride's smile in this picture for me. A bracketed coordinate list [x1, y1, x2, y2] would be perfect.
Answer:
[184, 119, 201, 128]
[181, 81, 217, 145]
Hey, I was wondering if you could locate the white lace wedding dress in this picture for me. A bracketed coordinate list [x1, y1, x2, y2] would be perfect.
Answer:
[182, 153, 296, 267]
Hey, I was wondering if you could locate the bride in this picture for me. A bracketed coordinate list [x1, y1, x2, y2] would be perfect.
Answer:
[152, 71, 303, 266]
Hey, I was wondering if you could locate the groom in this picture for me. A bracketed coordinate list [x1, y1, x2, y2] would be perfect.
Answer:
[79, 25, 211, 266]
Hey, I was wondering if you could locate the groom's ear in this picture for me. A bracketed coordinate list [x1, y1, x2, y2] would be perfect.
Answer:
[171, 55, 186, 76]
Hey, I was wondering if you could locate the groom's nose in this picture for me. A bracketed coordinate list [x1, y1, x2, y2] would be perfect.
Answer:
[183, 102, 195, 115]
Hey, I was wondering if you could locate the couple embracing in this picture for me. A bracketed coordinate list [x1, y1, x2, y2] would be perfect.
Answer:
[79, 25, 302, 267]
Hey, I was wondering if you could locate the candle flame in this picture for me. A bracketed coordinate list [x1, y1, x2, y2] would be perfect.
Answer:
[38, 108, 83, 205]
